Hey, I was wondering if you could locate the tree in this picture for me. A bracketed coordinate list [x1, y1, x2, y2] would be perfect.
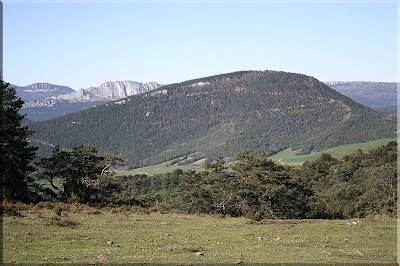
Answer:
[204, 157, 226, 174]
[36, 144, 122, 203]
[0, 81, 37, 202]
[232, 150, 308, 220]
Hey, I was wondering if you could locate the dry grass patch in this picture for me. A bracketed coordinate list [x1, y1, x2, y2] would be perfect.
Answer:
[2, 202, 397, 264]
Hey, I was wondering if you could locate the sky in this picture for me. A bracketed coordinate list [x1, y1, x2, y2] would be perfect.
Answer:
[4, 1, 398, 90]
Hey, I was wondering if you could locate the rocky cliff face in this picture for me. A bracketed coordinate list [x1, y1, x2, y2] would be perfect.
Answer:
[13, 83, 75, 101]
[54, 81, 162, 102]
[18, 80, 163, 122]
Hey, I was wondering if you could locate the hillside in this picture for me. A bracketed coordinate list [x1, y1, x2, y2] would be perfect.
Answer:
[29, 70, 396, 168]
[324, 81, 397, 109]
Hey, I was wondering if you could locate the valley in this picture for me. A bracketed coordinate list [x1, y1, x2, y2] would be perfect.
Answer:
[116, 138, 397, 175]
[5, 2, 397, 265]
[268, 138, 397, 166]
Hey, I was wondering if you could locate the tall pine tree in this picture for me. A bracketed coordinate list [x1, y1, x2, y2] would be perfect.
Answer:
[0, 81, 37, 202]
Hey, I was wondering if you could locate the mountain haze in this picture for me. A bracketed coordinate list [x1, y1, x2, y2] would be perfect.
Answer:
[29, 71, 396, 168]
[324, 81, 397, 109]
[376, 105, 397, 116]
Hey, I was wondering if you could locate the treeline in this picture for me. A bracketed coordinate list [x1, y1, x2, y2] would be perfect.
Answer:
[124, 143, 397, 219]
[34, 142, 397, 220]
[2, 79, 397, 220]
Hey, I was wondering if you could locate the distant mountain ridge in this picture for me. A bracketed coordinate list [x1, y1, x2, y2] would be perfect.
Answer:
[16, 80, 396, 122]
[13, 83, 75, 101]
[29, 70, 396, 168]
[18, 81, 163, 121]
[53, 80, 162, 102]
[324, 81, 397, 109]
[376, 105, 397, 116]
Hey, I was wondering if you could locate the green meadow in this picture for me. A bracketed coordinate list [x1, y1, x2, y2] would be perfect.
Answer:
[267, 138, 396, 166]
[2, 202, 397, 265]
[116, 155, 205, 176]
[116, 138, 396, 175]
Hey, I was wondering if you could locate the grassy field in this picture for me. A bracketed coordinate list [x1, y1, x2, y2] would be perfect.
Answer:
[116, 164, 203, 176]
[116, 138, 397, 175]
[115, 155, 205, 176]
[269, 138, 397, 166]
[2, 202, 397, 264]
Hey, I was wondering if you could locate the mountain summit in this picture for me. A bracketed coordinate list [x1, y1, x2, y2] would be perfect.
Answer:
[13, 83, 74, 101]
[30, 70, 396, 168]
[53, 81, 162, 102]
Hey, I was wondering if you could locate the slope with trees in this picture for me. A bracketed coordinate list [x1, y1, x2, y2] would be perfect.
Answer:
[29, 71, 396, 168]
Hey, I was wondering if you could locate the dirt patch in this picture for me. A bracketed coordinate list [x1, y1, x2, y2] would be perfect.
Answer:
[62, 235, 95, 241]
[234, 86, 247, 92]
[339, 249, 364, 256]
[247, 220, 319, 225]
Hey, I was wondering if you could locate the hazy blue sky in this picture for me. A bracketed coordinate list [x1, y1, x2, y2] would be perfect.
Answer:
[4, 1, 397, 90]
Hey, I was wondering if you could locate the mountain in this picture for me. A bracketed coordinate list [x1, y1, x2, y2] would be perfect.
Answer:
[376, 105, 397, 116]
[13, 83, 74, 101]
[324, 81, 397, 109]
[19, 81, 162, 122]
[53, 80, 162, 102]
[29, 70, 396, 168]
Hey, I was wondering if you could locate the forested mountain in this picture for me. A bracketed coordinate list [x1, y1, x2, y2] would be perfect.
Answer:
[17, 80, 396, 122]
[324, 81, 397, 109]
[13, 83, 74, 101]
[18, 81, 162, 122]
[29, 71, 396, 168]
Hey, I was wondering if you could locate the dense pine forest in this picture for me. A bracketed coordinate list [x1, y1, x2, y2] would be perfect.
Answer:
[29, 71, 396, 168]
[1, 79, 397, 220]
[33, 142, 397, 220]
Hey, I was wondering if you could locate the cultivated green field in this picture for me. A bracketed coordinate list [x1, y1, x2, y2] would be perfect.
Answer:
[117, 138, 397, 175]
[116, 155, 205, 176]
[269, 138, 397, 166]
[3, 203, 397, 264]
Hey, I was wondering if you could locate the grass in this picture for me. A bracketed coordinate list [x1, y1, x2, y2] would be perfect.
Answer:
[117, 138, 397, 175]
[269, 138, 396, 166]
[3, 202, 397, 264]
[116, 154, 205, 176]
[116, 164, 203, 176]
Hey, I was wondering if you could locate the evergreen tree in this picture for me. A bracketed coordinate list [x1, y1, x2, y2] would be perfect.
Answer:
[0, 81, 37, 202]
[36, 144, 122, 203]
